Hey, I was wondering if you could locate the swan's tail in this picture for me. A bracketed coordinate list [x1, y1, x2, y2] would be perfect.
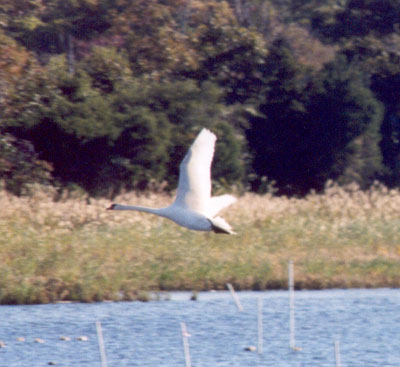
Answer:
[208, 216, 236, 235]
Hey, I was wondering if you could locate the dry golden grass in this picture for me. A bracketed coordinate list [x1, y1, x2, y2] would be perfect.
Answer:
[1, 181, 400, 303]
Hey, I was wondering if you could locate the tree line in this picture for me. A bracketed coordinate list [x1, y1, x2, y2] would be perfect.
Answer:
[0, 0, 400, 197]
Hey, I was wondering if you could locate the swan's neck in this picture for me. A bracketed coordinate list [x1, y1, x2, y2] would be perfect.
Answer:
[111, 204, 168, 216]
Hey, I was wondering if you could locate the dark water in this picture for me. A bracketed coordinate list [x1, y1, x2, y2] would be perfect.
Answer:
[0, 289, 399, 367]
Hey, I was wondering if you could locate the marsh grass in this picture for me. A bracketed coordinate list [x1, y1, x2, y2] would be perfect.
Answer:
[1, 182, 400, 303]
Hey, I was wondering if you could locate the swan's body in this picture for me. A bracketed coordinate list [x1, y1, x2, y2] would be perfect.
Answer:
[107, 128, 236, 234]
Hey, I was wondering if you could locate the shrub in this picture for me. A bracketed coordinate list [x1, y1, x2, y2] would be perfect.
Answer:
[0, 134, 52, 195]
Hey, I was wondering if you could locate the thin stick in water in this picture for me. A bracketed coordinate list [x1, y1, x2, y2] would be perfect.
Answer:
[288, 260, 301, 351]
[96, 321, 107, 367]
[181, 322, 191, 367]
[334, 340, 342, 367]
[257, 296, 263, 354]
[226, 283, 243, 311]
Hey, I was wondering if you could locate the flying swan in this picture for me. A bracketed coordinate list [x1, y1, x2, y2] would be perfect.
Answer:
[107, 128, 237, 234]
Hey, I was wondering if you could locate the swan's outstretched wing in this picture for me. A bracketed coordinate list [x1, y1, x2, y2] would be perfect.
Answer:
[174, 128, 216, 213]
[209, 194, 237, 217]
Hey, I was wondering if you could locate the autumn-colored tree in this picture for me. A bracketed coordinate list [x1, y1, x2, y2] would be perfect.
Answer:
[179, 1, 267, 104]
[79, 46, 132, 93]
[3, 0, 112, 71]
[0, 30, 32, 112]
[2, 0, 400, 197]
[108, 0, 195, 77]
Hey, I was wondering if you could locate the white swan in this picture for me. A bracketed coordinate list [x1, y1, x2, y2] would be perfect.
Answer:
[107, 128, 237, 234]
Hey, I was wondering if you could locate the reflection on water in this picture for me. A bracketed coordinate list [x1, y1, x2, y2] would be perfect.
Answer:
[0, 289, 399, 367]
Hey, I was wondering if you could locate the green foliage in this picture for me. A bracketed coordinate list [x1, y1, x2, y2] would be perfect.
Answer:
[3, 56, 120, 193]
[311, 0, 400, 41]
[181, 1, 268, 104]
[111, 78, 245, 192]
[370, 55, 400, 186]
[245, 39, 310, 194]
[1, 0, 400, 196]
[4, 0, 112, 55]
[212, 122, 245, 189]
[0, 134, 52, 195]
[246, 42, 383, 195]
[80, 46, 132, 93]
[106, 0, 193, 77]
[2, 53, 244, 195]
[306, 57, 383, 188]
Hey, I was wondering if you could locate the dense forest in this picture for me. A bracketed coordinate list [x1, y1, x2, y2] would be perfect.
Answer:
[1, 0, 400, 197]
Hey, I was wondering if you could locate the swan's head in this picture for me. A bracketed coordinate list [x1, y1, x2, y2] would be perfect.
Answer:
[107, 203, 117, 210]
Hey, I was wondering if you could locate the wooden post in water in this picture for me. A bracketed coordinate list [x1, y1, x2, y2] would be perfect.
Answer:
[334, 340, 342, 367]
[181, 322, 191, 367]
[227, 283, 243, 311]
[96, 321, 107, 367]
[288, 260, 301, 351]
[257, 296, 263, 354]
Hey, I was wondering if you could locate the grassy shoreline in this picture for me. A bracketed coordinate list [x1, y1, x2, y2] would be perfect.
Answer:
[1, 183, 400, 304]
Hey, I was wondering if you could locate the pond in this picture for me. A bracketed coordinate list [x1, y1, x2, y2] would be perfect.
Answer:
[0, 289, 399, 366]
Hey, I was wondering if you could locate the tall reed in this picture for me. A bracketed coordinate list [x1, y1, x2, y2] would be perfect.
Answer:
[1, 182, 399, 303]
